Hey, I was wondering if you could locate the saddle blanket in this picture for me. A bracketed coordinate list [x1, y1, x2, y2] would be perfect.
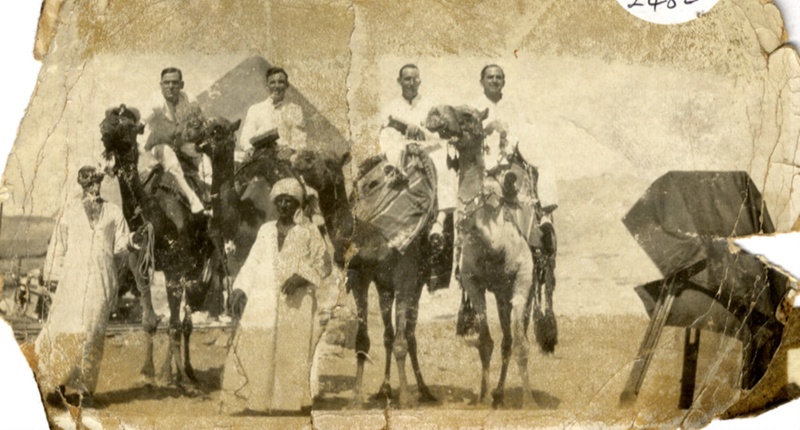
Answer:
[353, 147, 437, 254]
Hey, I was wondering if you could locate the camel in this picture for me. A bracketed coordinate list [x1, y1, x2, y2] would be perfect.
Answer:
[425, 104, 538, 408]
[314, 144, 439, 408]
[100, 105, 214, 386]
[189, 117, 354, 319]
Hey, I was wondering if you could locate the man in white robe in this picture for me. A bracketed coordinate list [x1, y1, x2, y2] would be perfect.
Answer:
[220, 178, 332, 413]
[35, 166, 137, 407]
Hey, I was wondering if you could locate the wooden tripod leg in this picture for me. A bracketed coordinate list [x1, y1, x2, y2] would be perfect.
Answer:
[620, 286, 676, 405]
[679, 328, 701, 409]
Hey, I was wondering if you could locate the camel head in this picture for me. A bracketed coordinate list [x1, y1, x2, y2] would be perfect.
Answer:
[100, 104, 144, 173]
[425, 105, 488, 152]
[180, 108, 207, 146]
[193, 116, 241, 163]
[292, 149, 351, 193]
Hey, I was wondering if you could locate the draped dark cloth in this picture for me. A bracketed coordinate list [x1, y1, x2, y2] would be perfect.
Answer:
[352, 145, 437, 254]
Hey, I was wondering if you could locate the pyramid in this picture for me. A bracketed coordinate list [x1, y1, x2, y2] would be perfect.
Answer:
[195, 56, 349, 157]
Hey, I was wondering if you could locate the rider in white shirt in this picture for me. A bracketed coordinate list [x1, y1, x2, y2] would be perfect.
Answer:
[379, 64, 457, 238]
[237, 67, 307, 165]
[144, 67, 207, 214]
[472, 64, 558, 223]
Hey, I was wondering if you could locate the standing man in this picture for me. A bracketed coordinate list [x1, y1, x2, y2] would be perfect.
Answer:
[36, 166, 138, 407]
[379, 64, 457, 245]
[237, 67, 307, 164]
[145, 67, 208, 214]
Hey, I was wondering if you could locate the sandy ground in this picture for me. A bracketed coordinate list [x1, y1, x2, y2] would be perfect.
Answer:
[7, 173, 753, 428]
[24, 282, 745, 429]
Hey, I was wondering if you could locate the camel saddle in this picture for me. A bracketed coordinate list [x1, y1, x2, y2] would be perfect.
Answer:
[141, 153, 210, 211]
[352, 144, 438, 254]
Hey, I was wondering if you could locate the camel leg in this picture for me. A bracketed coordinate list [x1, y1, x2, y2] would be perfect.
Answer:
[130, 252, 158, 384]
[376, 282, 395, 400]
[391, 247, 428, 409]
[405, 277, 436, 404]
[463, 274, 492, 404]
[182, 300, 197, 384]
[511, 270, 534, 408]
[492, 291, 513, 409]
[533, 252, 558, 354]
[391, 302, 411, 408]
[161, 279, 186, 386]
[477, 311, 493, 404]
[350, 270, 371, 408]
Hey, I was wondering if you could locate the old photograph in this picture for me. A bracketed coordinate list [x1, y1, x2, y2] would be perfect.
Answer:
[1, 0, 800, 428]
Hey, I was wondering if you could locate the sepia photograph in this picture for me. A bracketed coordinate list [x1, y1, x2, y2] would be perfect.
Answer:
[1, 1, 800, 428]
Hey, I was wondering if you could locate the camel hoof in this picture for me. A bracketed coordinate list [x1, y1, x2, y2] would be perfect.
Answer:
[179, 383, 201, 397]
[156, 370, 174, 387]
[136, 373, 156, 388]
[418, 386, 438, 404]
[140, 363, 155, 379]
[185, 366, 198, 384]
[491, 390, 504, 409]
[377, 382, 392, 400]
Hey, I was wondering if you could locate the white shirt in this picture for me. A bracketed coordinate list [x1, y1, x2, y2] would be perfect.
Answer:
[471, 94, 527, 171]
[237, 97, 307, 163]
[472, 94, 557, 207]
[141, 92, 213, 185]
[378, 94, 435, 166]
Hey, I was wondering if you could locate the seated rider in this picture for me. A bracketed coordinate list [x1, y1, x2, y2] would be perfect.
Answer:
[379, 64, 457, 243]
[472, 64, 558, 249]
[144, 67, 207, 214]
[237, 67, 307, 166]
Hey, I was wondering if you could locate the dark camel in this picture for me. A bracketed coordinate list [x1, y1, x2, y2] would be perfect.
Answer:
[100, 105, 213, 387]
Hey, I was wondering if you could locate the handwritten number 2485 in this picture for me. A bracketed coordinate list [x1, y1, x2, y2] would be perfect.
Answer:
[628, 0, 700, 11]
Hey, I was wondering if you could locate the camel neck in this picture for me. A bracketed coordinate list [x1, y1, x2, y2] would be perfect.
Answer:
[455, 134, 486, 203]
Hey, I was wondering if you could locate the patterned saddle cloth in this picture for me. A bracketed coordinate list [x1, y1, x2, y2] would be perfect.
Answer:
[353, 144, 438, 254]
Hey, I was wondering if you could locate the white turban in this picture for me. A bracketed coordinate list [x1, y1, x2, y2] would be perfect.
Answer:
[270, 177, 309, 225]
[270, 178, 305, 204]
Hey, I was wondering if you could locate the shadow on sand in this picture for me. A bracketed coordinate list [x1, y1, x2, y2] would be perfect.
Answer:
[312, 376, 559, 411]
[91, 366, 223, 409]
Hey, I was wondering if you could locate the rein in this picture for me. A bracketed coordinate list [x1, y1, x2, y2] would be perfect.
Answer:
[136, 222, 156, 283]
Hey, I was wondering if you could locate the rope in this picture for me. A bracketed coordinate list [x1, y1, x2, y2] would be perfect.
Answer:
[136, 222, 155, 284]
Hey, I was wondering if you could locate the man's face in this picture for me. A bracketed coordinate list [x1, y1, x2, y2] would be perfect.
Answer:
[160, 72, 184, 104]
[267, 72, 289, 103]
[480, 66, 505, 97]
[82, 181, 102, 199]
[275, 195, 301, 220]
[397, 67, 421, 100]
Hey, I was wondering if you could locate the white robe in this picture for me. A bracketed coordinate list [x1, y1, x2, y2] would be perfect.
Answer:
[221, 220, 332, 413]
[34, 199, 130, 394]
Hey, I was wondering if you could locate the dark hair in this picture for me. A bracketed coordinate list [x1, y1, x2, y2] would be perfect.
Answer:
[77, 166, 104, 187]
[266, 67, 289, 81]
[480, 64, 504, 80]
[398, 63, 419, 79]
[161, 67, 183, 81]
